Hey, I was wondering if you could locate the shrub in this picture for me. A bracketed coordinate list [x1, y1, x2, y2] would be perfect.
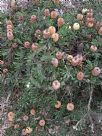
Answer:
[1, 0, 102, 135]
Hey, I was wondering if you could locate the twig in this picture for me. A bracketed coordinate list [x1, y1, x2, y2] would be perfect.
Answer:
[73, 84, 94, 131]
[87, 84, 95, 133]
[6, 93, 11, 103]
[88, 114, 95, 133]
[87, 84, 94, 111]
[61, 90, 67, 101]
[73, 114, 87, 130]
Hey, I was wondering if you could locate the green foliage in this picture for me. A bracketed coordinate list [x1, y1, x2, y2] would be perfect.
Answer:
[1, 0, 102, 136]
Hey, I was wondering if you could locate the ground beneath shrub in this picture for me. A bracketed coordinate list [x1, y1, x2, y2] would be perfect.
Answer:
[0, 95, 12, 136]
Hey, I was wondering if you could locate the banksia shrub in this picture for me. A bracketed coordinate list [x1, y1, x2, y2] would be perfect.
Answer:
[0, 0, 102, 135]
